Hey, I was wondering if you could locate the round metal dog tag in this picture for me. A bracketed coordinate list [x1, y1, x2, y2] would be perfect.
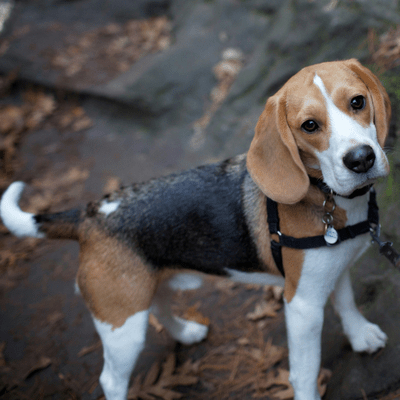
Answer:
[324, 225, 338, 245]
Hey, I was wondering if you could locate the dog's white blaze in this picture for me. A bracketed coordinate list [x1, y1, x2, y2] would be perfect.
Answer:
[312, 74, 388, 196]
[225, 268, 285, 287]
[99, 200, 120, 216]
[167, 273, 203, 291]
[0, 182, 45, 238]
[93, 310, 149, 400]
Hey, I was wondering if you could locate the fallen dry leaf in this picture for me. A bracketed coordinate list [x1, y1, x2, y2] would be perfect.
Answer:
[264, 285, 284, 302]
[78, 340, 102, 358]
[246, 300, 281, 321]
[183, 303, 210, 326]
[55, 105, 93, 132]
[318, 368, 332, 397]
[0, 105, 25, 133]
[191, 47, 244, 150]
[128, 353, 198, 400]
[72, 115, 93, 132]
[254, 367, 332, 400]
[257, 368, 294, 399]
[149, 313, 164, 333]
[46, 311, 64, 326]
[237, 337, 250, 346]
[23, 356, 52, 380]
[215, 278, 237, 292]
[23, 91, 56, 130]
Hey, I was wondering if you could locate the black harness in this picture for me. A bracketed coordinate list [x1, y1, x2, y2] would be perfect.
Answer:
[267, 180, 380, 277]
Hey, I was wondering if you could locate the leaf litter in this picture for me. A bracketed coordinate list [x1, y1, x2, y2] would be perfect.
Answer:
[0, 83, 93, 277]
[49, 16, 172, 88]
[127, 354, 199, 400]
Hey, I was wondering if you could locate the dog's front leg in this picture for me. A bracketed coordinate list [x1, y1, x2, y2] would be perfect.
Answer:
[285, 297, 324, 400]
[332, 268, 387, 353]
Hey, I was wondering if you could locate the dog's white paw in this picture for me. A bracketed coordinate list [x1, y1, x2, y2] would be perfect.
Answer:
[348, 321, 387, 354]
[172, 316, 209, 345]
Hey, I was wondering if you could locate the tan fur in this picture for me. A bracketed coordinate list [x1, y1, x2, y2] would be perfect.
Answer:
[343, 59, 391, 148]
[278, 186, 347, 302]
[247, 94, 310, 205]
[43, 216, 82, 241]
[243, 182, 281, 275]
[284, 69, 332, 154]
[77, 221, 158, 328]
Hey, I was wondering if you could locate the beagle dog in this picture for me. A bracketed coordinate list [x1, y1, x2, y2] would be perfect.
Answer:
[0, 59, 391, 400]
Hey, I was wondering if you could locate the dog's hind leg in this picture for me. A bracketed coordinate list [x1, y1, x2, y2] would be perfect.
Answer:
[76, 229, 159, 400]
[93, 310, 149, 400]
[151, 273, 209, 345]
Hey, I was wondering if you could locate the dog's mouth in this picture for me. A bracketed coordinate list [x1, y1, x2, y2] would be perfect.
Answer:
[334, 174, 384, 197]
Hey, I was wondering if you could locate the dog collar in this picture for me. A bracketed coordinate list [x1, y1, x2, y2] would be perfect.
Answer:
[267, 187, 379, 277]
[308, 176, 373, 199]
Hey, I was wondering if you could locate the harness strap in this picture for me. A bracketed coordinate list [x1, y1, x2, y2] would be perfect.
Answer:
[267, 187, 378, 277]
[266, 196, 285, 277]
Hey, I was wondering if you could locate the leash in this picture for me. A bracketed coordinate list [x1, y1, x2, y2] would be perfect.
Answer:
[267, 182, 399, 277]
[370, 225, 400, 268]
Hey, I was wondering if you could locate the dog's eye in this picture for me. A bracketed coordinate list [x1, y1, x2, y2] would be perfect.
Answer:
[350, 95, 365, 110]
[301, 120, 319, 133]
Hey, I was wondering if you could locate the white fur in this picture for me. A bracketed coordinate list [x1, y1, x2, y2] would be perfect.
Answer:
[99, 200, 121, 216]
[0, 182, 45, 238]
[167, 272, 204, 291]
[285, 192, 386, 400]
[225, 268, 285, 287]
[74, 281, 81, 295]
[151, 278, 208, 345]
[93, 310, 149, 400]
[313, 74, 389, 197]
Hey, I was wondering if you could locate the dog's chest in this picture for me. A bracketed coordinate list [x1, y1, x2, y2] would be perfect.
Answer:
[297, 194, 371, 302]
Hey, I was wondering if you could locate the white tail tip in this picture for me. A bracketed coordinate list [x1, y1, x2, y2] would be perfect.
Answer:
[0, 182, 44, 238]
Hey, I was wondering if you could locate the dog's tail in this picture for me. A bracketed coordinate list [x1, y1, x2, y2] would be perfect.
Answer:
[1, 182, 82, 241]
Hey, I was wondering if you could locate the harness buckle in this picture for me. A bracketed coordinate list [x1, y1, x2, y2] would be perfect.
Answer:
[370, 223, 381, 243]
[322, 190, 338, 245]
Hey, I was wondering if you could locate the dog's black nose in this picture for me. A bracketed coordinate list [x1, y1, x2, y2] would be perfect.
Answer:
[343, 145, 376, 173]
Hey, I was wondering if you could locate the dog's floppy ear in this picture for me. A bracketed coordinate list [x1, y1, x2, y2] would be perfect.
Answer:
[344, 59, 391, 148]
[247, 92, 309, 204]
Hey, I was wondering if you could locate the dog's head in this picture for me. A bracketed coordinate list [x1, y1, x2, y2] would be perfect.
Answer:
[247, 59, 391, 204]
